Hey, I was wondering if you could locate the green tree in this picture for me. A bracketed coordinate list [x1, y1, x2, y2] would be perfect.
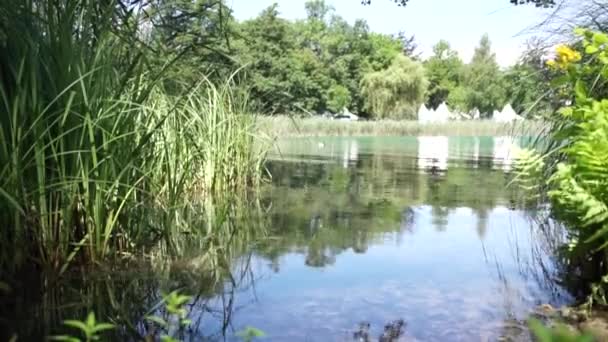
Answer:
[396, 31, 421, 60]
[293, 2, 401, 114]
[503, 38, 559, 118]
[449, 34, 506, 117]
[360, 0, 556, 7]
[424, 40, 463, 109]
[326, 84, 352, 112]
[365, 33, 403, 72]
[305, 0, 334, 21]
[360, 54, 428, 119]
[234, 4, 298, 113]
[287, 48, 331, 113]
[147, 0, 236, 91]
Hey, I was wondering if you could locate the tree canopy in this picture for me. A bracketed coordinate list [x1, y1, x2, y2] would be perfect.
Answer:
[360, 54, 428, 119]
[125, 0, 561, 119]
[451, 34, 507, 117]
[360, 0, 555, 7]
[424, 40, 463, 109]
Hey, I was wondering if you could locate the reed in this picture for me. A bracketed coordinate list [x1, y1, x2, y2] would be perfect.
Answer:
[0, 0, 268, 273]
[258, 116, 546, 137]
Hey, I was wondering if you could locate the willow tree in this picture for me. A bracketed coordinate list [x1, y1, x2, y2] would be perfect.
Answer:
[360, 54, 428, 119]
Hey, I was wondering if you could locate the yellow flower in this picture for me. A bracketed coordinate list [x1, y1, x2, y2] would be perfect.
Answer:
[548, 45, 582, 70]
[556, 44, 582, 63]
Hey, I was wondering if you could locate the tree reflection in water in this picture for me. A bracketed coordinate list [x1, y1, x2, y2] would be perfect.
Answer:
[0, 137, 576, 341]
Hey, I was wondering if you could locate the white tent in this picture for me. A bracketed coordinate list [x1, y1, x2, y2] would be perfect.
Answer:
[434, 102, 450, 123]
[471, 108, 480, 120]
[492, 109, 502, 121]
[493, 104, 523, 122]
[502, 104, 524, 121]
[418, 104, 432, 123]
[420, 103, 450, 123]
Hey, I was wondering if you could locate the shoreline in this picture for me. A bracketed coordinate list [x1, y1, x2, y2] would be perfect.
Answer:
[258, 116, 546, 138]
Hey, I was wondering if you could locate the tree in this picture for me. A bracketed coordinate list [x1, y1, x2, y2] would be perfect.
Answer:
[360, 0, 555, 7]
[360, 55, 428, 119]
[305, 0, 334, 20]
[424, 40, 463, 109]
[364, 33, 402, 71]
[448, 34, 506, 117]
[396, 31, 421, 60]
[326, 84, 352, 112]
[146, 0, 237, 91]
[234, 4, 299, 113]
[503, 38, 558, 118]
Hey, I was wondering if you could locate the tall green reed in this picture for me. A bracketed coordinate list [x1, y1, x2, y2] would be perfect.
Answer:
[0, 0, 268, 274]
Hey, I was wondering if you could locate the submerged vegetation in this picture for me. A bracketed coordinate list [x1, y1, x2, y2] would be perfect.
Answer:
[0, 0, 267, 274]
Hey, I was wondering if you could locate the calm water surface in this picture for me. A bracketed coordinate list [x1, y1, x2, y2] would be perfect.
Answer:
[2, 136, 572, 342]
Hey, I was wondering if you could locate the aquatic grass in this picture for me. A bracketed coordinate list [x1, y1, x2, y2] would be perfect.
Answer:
[0, 0, 268, 273]
[258, 115, 545, 137]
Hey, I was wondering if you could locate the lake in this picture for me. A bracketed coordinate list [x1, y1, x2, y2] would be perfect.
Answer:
[0, 136, 572, 342]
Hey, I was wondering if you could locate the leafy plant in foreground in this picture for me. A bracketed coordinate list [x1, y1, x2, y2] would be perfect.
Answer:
[529, 319, 594, 342]
[145, 290, 192, 342]
[515, 28, 608, 303]
[50, 313, 114, 342]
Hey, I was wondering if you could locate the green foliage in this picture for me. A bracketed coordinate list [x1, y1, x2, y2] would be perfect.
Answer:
[528, 319, 594, 342]
[236, 326, 266, 342]
[0, 0, 268, 272]
[326, 84, 352, 112]
[515, 29, 608, 303]
[504, 38, 559, 118]
[233, 1, 403, 115]
[449, 34, 507, 117]
[365, 33, 404, 72]
[145, 0, 237, 91]
[424, 40, 464, 109]
[51, 313, 114, 342]
[360, 55, 428, 119]
[504, 63, 551, 117]
[361, 0, 556, 8]
[234, 4, 299, 114]
[145, 291, 193, 342]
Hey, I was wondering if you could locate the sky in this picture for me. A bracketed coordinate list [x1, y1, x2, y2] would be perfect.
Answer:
[227, 0, 553, 67]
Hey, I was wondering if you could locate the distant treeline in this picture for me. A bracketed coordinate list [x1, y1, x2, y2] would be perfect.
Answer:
[158, 0, 561, 119]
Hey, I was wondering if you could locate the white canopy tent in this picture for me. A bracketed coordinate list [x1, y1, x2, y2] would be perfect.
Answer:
[434, 102, 450, 123]
[418, 104, 432, 123]
[493, 104, 524, 122]
[418, 103, 450, 123]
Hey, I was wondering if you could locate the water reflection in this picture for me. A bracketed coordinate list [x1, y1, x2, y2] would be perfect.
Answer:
[1, 136, 572, 342]
[418, 136, 449, 171]
[493, 136, 520, 171]
[342, 139, 359, 168]
[249, 136, 571, 341]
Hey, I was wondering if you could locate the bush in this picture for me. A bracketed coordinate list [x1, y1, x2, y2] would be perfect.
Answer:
[516, 28, 608, 303]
